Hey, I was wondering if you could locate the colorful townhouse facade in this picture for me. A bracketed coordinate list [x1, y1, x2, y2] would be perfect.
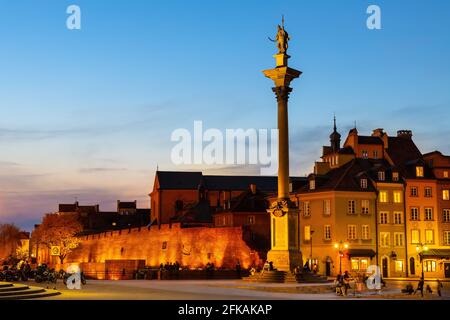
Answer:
[293, 122, 450, 278]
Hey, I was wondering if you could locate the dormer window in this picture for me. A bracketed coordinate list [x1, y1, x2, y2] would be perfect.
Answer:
[416, 166, 424, 178]
[378, 171, 385, 181]
[309, 180, 316, 190]
[392, 172, 399, 182]
[360, 179, 368, 189]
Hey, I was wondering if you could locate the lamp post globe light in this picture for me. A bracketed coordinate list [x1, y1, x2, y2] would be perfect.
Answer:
[416, 243, 429, 280]
[334, 241, 349, 274]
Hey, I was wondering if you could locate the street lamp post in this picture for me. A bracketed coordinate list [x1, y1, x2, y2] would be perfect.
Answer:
[334, 241, 349, 274]
[416, 243, 429, 280]
[310, 230, 315, 268]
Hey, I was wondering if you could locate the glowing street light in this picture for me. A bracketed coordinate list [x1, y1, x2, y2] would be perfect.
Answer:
[416, 243, 429, 280]
[334, 241, 349, 274]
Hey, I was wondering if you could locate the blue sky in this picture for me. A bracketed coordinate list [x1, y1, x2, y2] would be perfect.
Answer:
[0, 0, 450, 230]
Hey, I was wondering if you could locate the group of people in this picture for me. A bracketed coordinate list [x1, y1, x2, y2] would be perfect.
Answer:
[159, 261, 181, 272]
[402, 278, 444, 297]
[302, 262, 318, 274]
[335, 271, 353, 296]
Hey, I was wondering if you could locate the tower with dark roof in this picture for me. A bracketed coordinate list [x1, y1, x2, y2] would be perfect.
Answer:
[330, 116, 341, 152]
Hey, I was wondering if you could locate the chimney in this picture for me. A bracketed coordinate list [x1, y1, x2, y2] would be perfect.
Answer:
[117, 200, 120, 211]
[372, 128, 384, 137]
[397, 130, 412, 139]
[250, 184, 257, 195]
[372, 128, 389, 148]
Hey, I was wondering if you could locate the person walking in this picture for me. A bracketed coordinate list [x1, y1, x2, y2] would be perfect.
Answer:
[414, 277, 424, 297]
[437, 279, 443, 297]
[235, 261, 241, 278]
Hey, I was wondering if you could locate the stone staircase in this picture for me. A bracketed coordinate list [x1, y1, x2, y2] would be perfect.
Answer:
[243, 270, 330, 284]
[0, 282, 61, 300]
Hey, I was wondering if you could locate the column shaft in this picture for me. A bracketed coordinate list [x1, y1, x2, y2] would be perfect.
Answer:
[273, 86, 292, 200]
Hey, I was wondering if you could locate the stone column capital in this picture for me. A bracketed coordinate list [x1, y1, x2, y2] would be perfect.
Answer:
[272, 86, 293, 102]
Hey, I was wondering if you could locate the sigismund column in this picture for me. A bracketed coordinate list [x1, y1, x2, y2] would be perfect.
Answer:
[263, 20, 302, 272]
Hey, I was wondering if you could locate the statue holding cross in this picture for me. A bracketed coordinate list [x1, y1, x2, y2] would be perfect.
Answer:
[269, 16, 290, 54]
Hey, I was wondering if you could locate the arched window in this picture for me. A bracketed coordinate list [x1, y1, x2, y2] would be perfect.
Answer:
[409, 257, 415, 275]
[175, 200, 183, 212]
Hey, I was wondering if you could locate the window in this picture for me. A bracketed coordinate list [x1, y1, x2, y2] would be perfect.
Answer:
[411, 229, 420, 244]
[380, 212, 389, 224]
[351, 258, 368, 271]
[351, 258, 360, 271]
[394, 233, 404, 247]
[425, 208, 433, 221]
[324, 225, 331, 240]
[216, 216, 226, 226]
[378, 171, 385, 181]
[392, 172, 399, 181]
[309, 180, 315, 190]
[410, 187, 418, 197]
[394, 211, 403, 224]
[304, 225, 311, 241]
[393, 191, 402, 203]
[360, 179, 368, 189]
[416, 166, 424, 177]
[410, 207, 419, 221]
[425, 229, 434, 244]
[444, 231, 450, 245]
[395, 260, 404, 272]
[361, 225, 370, 240]
[425, 187, 432, 198]
[444, 171, 449, 178]
[347, 225, 357, 240]
[424, 260, 436, 272]
[175, 200, 184, 211]
[162, 241, 168, 250]
[373, 150, 378, 159]
[379, 191, 388, 203]
[361, 200, 370, 214]
[360, 259, 368, 270]
[247, 216, 255, 225]
[443, 190, 450, 201]
[362, 150, 368, 159]
[323, 200, 331, 216]
[444, 209, 450, 223]
[303, 201, 311, 217]
[348, 200, 355, 215]
[380, 232, 390, 247]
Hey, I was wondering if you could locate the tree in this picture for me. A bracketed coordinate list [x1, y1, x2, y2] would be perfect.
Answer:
[32, 214, 83, 264]
[0, 223, 22, 261]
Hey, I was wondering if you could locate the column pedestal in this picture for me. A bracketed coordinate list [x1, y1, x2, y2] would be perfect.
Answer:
[266, 199, 301, 271]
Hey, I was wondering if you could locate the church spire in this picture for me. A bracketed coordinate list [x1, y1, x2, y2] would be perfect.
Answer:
[330, 115, 341, 152]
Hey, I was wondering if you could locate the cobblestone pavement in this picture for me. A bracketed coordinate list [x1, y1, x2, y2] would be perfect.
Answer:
[18, 279, 450, 300]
